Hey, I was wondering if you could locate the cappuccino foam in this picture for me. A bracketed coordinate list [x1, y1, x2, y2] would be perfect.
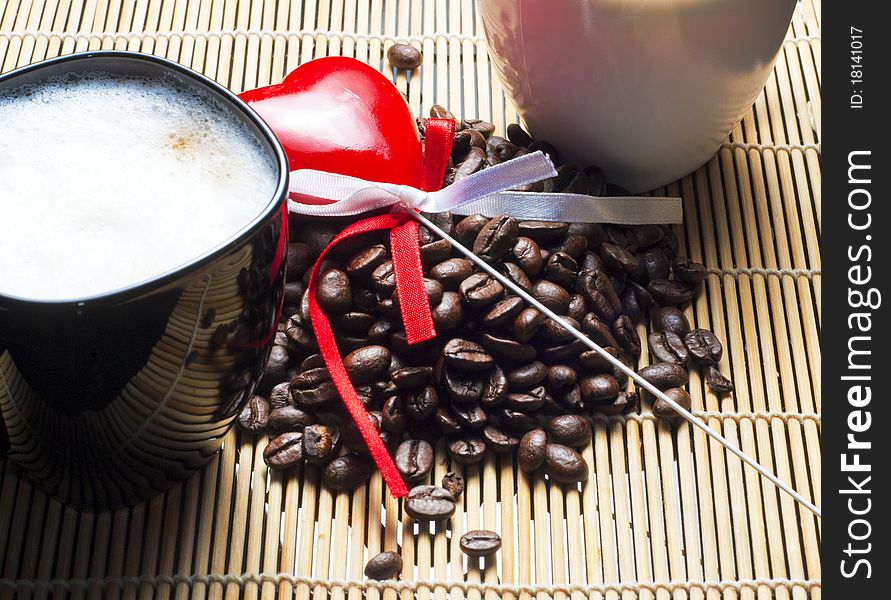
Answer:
[0, 71, 278, 300]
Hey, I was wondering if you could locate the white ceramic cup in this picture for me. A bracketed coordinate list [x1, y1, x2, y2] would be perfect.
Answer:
[479, 0, 797, 192]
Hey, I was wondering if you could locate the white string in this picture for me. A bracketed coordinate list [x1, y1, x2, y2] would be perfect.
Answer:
[409, 209, 822, 518]
[707, 266, 820, 279]
[721, 141, 821, 154]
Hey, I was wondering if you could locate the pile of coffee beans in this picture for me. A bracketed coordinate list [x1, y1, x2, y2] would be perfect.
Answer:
[238, 113, 734, 508]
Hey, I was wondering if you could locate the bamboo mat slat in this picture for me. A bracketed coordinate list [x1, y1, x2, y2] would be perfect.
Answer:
[0, 1, 821, 598]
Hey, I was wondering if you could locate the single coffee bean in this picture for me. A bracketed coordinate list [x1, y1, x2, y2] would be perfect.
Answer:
[629, 280, 654, 312]
[507, 362, 548, 389]
[531, 279, 571, 313]
[463, 118, 496, 138]
[238, 394, 270, 434]
[507, 387, 547, 412]
[579, 374, 620, 402]
[500, 408, 539, 433]
[387, 43, 422, 69]
[323, 454, 374, 491]
[479, 332, 537, 363]
[514, 307, 546, 342]
[653, 306, 691, 336]
[553, 233, 589, 259]
[507, 122, 533, 147]
[392, 278, 444, 309]
[637, 362, 689, 390]
[620, 285, 641, 320]
[334, 311, 377, 336]
[705, 366, 735, 393]
[454, 214, 489, 247]
[500, 261, 533, 291]
[566, 293, 587, 322]
[538, 339, 586, 363]
[450, 401, 488, 429]
[268, 405, 317, 433]
[341, 412, 381, 451]
[346, 244, 388, 278]
[268, 382, 292, 410]
[612, 353, 632, 388]
[430, 104, 459, 123]
[460, 530, 502, 558]
[364, 551, 403, 580]
[547, 365, 578, 389]
[544, 252, 578, 288]
[538, 316, 579, 345]
[405, 385, 440, 420]
[422, 241, 455, 267]
[546, 414, 593, 447]
[285, 313, 319, 351]
[639, 249, 671, 281]
[648, 279, 695, 305]
[580, 251, 606, 272]
[371, 260, 397, 295]
[302, 424, 342, 465]
[286, 242, 314, 277]
[392, 366, 434, 391]
[673, 257, 707, 284]
[447, 437, 486, 465]
[460, 272, 505, 307]
[316, 268, 352, 314]
[544, 444, 589, 484]
[577, 269, 621, 322]
[430, 258, 473, 290]
[480, 366, 509, 407]
[443, 338, 494, 371]
[581, 313, 620, 348]
[518, 220, 568, 244]
[482, 425, 520, 454]
[517, 429, 547, 471]
[578, 347, 620, 373]
[685, 329, 723, 365]
[612, 314, 641, 356]
[648, 331, 689, 365]
[395, 439, 435, 483]
[652, 387, 692, 418]
[442, 366, 485, 404]
[434, 407, 464, 436]
[473, 215, 519, 263]
[483, 296, 526, 328]
[263, 431, 304, 469]
[628, 224, 664, 248]
[512, 237, 544, 276]
[405, 485, 456, 521]
[291, 380, 339, 408]
[442, 471, 465, 498]
[344, 345, 392, 385]
[599, 242, 640, 274]
[432, 291, 463, 330]
[590, 390, 638, 415]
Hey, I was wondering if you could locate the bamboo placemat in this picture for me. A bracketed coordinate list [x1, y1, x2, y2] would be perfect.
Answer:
[0, 0, 822, 598]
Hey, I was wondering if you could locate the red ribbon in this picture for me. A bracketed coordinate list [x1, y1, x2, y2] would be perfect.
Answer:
[306, 118, 455, 497]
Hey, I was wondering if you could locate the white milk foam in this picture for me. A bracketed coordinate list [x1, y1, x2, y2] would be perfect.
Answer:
[0, 72, 278, 300]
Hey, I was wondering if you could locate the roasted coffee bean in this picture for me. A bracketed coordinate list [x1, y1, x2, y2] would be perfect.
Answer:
[611, 354, 632, 388]
[487, 136, 519, 162]
[392, 366, 434, 391]
[612, 314, 641, 356]
[547, 414, 593, 447]
[452, 129, 483, 161]
[600, 242, 640, 274]
[482, 426, 520, 453]
[268, 405, 317, 433]
[581, 313, 620, 348]
[291, 380, 339, 408]
[238, 395, 270, 434]
[566, 294, 587, 322]
[578, 347, 619, 373]
[285, 314, 319, 351]
[539, 316, 579, 344]
[473, 215, 519, 263]
[579, 374, 620, 402]
[577, 269, 621, 321]
[507, 386, 547, 412]
[454, 214, 490, 247]
[392, 278, 444, 308]
[460, 530, 502, 558]
[459, 272, 505, 307]
[518, 220, 568, 244]
[480, 366, 509, 407]
[450, 401, 488, 429]
[426, 211, 455, 235]
[316, 268, 352, 314]
[346, 244, 388, 278]
[268, 382, 292, 409]
[262, 345, 290, 381]
[517, 429, 547, 471]
[344, 345, 392, 384]
[405, 485, 457, 521]
[432, 291, 463, 330]
[333, 311, 376, 337]
[512, 237, 544, 275]
[652, 387, 692, 418]
[620, 285, 641, 320]
[483, 296, 526, 328]
[507, 362, 548, 389]
[684, 329, 723, 365]
[443, 338, 494, 371]
[323, 454, 374, 491]
[648, 331, 688, 365]
[567, 223, 606, 248]
[506, 122, 533, 147]
[447, 437, 486, 465]
[628, 280, 654, 312]
[705, 366, 734, 393]
[637, 362, 689, 390]
[371, 260, 397, 295]
[531, 279, 571, 313]
[263, 432, 304, 469]
[430, 258, 473, 290]
[302, 424, 342, 465]
[539, 339, 585, 362]
[434, 408, 464, 436]
[479, 332, 537, 363]
[500, 408, 539, 432]
[341, 412, 381, 451]
[373, 379, 400, 401]
[544, 252, 578, 288]
[430, 104, 459, 124]
[553, 233, 588, 259]
[420, 239, 453, 266]
[442, 366, 484, 404]
[527, 139, 559, 163]
[364, 551, 403, 580]
[286, 242, 314, 277]
[547, 365, 578, 389]
[395, 439, 435, 483]
[590, 390, 638, 415]
[544, 444, 589, 484]
[514, 307, 546, 342]
[463, 118, 496, 138]
[580, 251, 606, 272]
[653, 306, 691, 336]
[648, 279, 695, 305]
[673, 257, 707, 284]
[387, 42, 422, 70]
[639, 249, 671, 281]
[500, 261, 533, 291]
[442, 472, 465, 498]
[405, 386, 440, 420]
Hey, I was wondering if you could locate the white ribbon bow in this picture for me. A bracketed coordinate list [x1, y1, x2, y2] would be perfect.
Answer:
[287, 151, 683, 224]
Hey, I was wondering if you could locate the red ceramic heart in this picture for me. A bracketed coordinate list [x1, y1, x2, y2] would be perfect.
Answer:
[240, 57, 423, 187]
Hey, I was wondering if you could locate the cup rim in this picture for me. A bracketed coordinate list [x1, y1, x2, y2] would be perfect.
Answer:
[0, 50, 289, 311]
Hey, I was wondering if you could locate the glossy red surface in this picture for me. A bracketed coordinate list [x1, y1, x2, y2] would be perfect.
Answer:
[240, 57, 423, 188]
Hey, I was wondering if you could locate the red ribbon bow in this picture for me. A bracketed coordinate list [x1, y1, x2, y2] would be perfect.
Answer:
[305, 119, 455, 498]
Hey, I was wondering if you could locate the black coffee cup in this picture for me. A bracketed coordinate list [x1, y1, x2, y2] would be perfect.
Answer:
[0, 51, 289, 509]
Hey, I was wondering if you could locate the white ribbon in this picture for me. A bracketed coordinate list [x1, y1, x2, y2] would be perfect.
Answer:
[287, 151, 683, 224]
